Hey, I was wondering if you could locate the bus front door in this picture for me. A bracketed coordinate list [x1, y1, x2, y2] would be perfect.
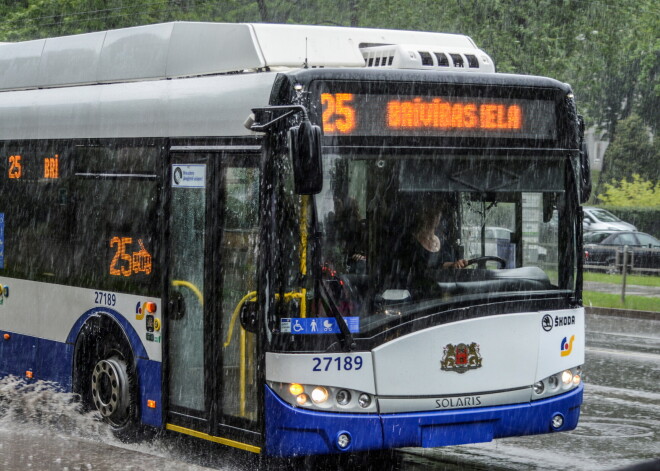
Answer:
[166, 151, 262, 451]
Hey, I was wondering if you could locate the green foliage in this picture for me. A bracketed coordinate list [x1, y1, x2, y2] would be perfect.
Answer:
[0, 0, 657, 147]
[599, 175, 660, 207]
[583, 291, 660, 312]
[584, 271, 660, 288]
[597, 114, 659, 198]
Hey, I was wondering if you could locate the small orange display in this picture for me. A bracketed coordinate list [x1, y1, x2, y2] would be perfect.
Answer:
[110, 237, 153, 277]
[43, 154, 60, 179]
[321, 93, 356, 134]
[8, 155, 22, 179]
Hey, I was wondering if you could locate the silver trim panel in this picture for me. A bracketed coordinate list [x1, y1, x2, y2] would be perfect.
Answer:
[378, 387, 531, 414]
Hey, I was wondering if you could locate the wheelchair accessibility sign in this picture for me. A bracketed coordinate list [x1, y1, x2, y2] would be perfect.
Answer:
[281, 317, 359, 334]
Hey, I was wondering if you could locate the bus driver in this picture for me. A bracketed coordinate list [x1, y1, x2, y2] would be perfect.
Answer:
[391, 195, 467, 292]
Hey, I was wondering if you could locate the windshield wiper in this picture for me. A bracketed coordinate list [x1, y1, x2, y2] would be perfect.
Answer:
[319, 280, 356, 351]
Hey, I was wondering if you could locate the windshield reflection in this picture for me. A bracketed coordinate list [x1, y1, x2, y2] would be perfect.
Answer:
[314, 152, 569, 327]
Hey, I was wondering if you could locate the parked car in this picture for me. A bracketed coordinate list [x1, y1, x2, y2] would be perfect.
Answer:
[583, 207, 637, 232]
[583, 230, 660, 272]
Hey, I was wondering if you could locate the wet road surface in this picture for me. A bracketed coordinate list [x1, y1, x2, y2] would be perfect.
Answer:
[1, 312, 658, 471]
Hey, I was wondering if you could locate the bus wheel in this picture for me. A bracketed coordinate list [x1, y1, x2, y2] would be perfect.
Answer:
[76, 319, 141, 441]
[91, 356, 133, 429]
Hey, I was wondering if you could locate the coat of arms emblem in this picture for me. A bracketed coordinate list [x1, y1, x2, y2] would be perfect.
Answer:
[440, 342, 482, 373]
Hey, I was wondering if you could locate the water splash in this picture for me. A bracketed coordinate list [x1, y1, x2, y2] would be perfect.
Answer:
[0, 375, 109, 438]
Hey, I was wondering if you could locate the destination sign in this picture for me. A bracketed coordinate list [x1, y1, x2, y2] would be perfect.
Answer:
[321, 92, 556, 139]
[6, 153, 61, 180]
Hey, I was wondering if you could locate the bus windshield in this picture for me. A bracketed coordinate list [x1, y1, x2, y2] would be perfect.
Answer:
[310, 150, 572, 333]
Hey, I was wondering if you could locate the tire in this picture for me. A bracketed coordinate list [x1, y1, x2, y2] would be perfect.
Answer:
[74, 317, 141, 441]
[91, 356, 135, 429]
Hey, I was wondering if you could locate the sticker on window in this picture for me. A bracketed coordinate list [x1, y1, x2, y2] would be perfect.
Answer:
[281, 317, 360, 334]
[172, 164, 206, 188]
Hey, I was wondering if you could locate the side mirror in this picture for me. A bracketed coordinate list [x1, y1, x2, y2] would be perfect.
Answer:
[579, 142, 592, 203]
[289, 119, 323, 195]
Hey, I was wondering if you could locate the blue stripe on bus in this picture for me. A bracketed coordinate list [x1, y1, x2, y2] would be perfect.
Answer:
[137, 358, 163, 427]
[264, 384, 583, 457]
[0, 331, 72, 388]
[264, 385, 384, 456]
[2, 307, 163, 428]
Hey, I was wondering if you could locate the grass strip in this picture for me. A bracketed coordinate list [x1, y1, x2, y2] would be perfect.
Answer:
[583, 290, 660, 312]
[583, 272, 660, 287]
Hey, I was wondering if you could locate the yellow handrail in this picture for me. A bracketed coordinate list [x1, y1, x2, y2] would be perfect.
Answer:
[171, 280, 204, 305]
[299, 195, 309, 317]
[224, 291, 257, 348]
[225, 289, 304, 418]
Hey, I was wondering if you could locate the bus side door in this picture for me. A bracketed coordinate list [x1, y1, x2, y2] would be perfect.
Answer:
[166, 150, 262, 449]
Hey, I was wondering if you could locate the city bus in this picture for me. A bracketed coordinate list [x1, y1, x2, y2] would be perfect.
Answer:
[0, 22, 589, 457]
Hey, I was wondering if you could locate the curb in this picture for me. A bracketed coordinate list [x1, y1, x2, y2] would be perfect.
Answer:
[585, 306, 659, 320]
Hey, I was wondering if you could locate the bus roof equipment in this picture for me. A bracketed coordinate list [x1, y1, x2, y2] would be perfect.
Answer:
[0, 22, 495, 92]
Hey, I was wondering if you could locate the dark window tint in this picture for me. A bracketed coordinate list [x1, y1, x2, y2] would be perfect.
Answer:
[450, 54, 464, 67]
[584, 232, 612, 243]
[434, 52, 449, 66]
[636, 233, 660, 247]
[419, 51, 433, 66]
[466, 54, 479, 68]
[0, 141, 161, 295]
[612, 233, 636, 245]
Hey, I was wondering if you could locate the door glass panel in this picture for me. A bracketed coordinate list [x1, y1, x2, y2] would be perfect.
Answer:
[169, 163, 207, 411]
[220, 165, 260, 420]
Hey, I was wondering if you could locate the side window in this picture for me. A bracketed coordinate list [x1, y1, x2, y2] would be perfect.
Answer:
[615, 233, 636, 246]
[0, 142, 71, 282]
[635, 233, 658, 247]
[70, 144, 161, 294]
[220, 163, 260, 420]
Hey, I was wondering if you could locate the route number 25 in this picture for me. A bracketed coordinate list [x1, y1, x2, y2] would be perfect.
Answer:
[321, 93, 356, 134]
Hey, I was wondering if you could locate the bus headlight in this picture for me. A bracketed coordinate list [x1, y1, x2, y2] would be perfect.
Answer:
[561, 369, 573, 387]
[532, 366, 583, 400]
[268, 382, 377, 413]
[311, 386, 329, 404]
[336, 389, 351, 406]
[358, 393, 372, 408]
[533, 381, 545, 395]
[296, 393, 309, 406]
[289, 383, 304, 396]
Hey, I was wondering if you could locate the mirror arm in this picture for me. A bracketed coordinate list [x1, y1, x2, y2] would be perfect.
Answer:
[247, 105, 309, 132]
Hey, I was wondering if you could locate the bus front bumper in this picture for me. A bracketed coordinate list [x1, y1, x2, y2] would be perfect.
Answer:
[264, 384, 583, 457]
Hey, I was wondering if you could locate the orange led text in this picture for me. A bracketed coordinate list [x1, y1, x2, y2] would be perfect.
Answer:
[8, 155, 22, 179]
[110, 237, 153, 277]
[43, 154, 60, 179]
[387, 98, 523, 131]
[321, 93, 356, 134]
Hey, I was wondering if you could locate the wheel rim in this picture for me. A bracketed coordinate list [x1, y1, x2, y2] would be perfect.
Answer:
[91, 357, 131, 427]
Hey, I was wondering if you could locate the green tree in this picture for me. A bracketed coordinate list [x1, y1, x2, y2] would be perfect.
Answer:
[0, 0, 656, 140]
[599, 174, 660, 207]
[597, 113, 659, 199]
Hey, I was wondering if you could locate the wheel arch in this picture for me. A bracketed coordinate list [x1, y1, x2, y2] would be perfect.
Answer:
[68, 308, 147, 397]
